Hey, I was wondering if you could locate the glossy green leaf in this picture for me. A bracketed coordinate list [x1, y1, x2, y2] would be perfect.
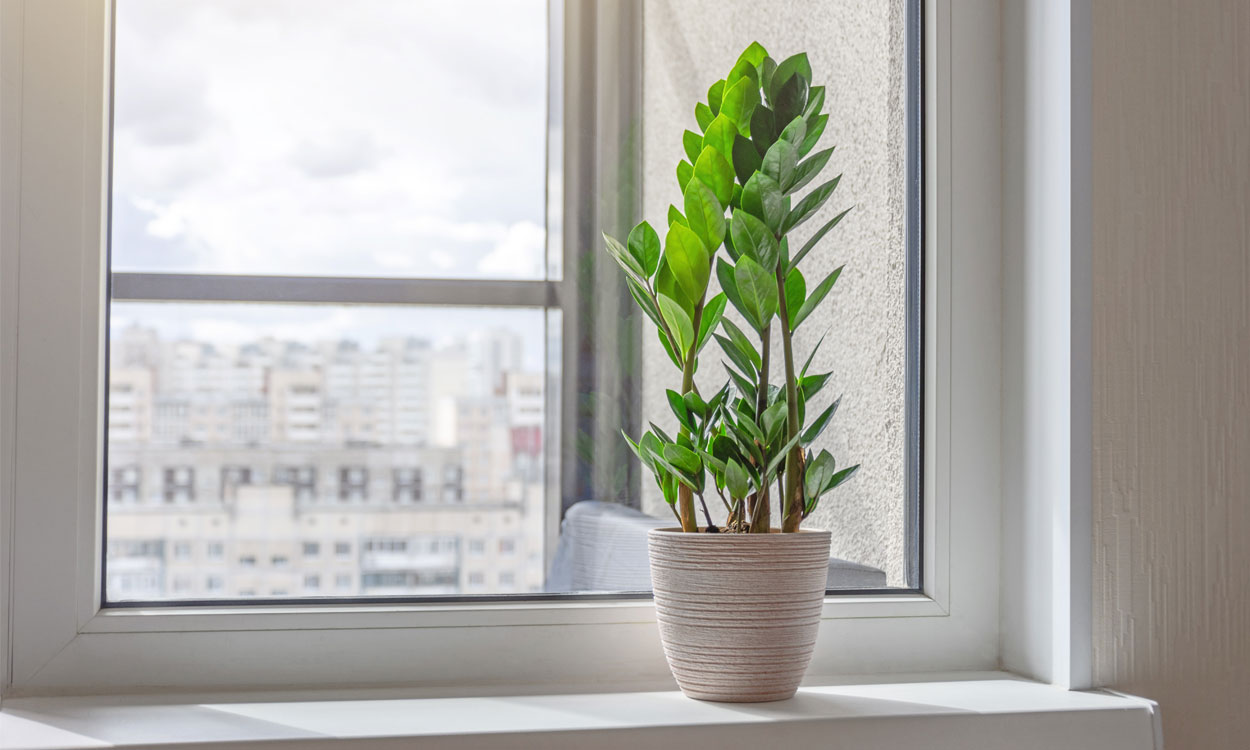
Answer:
[799, 331, 827, 378]
[726, 366, 758, 406]
[625, 275, 663, 329]
[790, 206, 851, 271]
[784, 266, 806, 326]
[770, 53, 812, 100]
[683, 129, 703, 164]
[725, 458, 751, 500]
[657, 293, 695, 358]
[667, 389, 694, 431]
[662, 443, 702, 478]
[801, 397, 841, 445]
[726, 58, 759, 90]
[627, 221, 661, 277]
[732, 134, 762, 186]
[668, 204, 688, 228]
[685, 180, 726, 252]
[720, 317, 762, 370]
[742, 172, 786, 234]
[729, 209, 779, 271]
[765, 432, 802, 477]
[716, 257, 745, 321]
[734, 255, 778, 331]
[801, 113, 828, 157]
[663, 223, 711, 305]
[799, 372, 833, 402]
[720, 76, 760, 135]
[657, 327, 683, 369]
[804, 85, 826, 118]
[789, 146, 833, 195]
[803, 450, 836, 504]
[696, 292, 727, 354]
[695, 102, 714, 131]
[778, 116, 807, 149]
[759, 56, 777, 102]
[715, 333, 757, 380]
[782, 174, 840, 234]
[736, 41, 769, 70]
[707, 79, 726, 115]
[761, 399, 788, 444]
[677, 159, 694, 192]
[792, 265, 842, 329]
[602, 232, 645, 280]
[693, 145, 735, 207]
[772, 73, 809, 128]
[701, 115, 737, 163]
[762, 138, 799, 193]
[750, 106, 776, 157]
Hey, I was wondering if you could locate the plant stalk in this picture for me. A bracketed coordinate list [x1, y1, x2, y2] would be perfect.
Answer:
[676, 302, 705, 532]
[776, 272, 805, 532]
[748, 322, 773, 533]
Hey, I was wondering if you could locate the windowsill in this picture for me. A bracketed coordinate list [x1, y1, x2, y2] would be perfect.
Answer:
[0, 673, 1159, 750]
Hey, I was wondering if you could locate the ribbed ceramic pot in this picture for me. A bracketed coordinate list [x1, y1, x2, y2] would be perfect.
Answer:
[647, 528, 832, 702]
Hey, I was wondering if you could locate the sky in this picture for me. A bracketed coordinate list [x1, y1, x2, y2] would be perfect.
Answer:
[111, 0, 550, 281]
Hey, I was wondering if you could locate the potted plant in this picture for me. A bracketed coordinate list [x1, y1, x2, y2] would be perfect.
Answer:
[603, 42, 860, 702]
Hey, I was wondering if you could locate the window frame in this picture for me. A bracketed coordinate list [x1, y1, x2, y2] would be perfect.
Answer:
[0, 0, 1007, 694]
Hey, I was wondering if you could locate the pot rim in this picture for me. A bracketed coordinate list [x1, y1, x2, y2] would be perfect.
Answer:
[647, 527, 831, 538]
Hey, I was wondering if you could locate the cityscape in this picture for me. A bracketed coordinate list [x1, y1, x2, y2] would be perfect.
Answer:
[104, 321, 549, 601]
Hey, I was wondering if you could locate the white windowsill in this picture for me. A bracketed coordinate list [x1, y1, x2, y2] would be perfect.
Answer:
[0, 673, 1159, 750]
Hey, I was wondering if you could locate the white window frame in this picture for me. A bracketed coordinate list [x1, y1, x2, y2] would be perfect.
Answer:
[0, 0, 1031, 695]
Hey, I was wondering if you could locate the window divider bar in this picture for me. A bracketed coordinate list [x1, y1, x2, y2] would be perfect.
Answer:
[110, 272, 560, 309]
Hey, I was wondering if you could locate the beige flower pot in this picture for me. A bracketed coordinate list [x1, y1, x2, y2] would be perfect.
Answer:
[647, 527, 832, 702]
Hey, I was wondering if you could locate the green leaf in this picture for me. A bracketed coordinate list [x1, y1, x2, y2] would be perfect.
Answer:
[783, 175, 841, 234]
[761, 399, 788, 444]
[625, 275, 664, 328]
[693, 146, 735, 207]
[800, 331, 827, 378]
[683, 390, 708, 421]
[800, 372, 833, 402]
[801, 397, 841, 444]
[736, 41, 769, 70]
[726, 58, 759, 90]
[759, 57, 777, 101]
[663, 222, 711, 303]
[677, 160, 694, 192]
[778, 116, 807, 149]
[695, 101, 714, 131]
[657, 293, 695, 358]
[627, 221, 661, 277]
[657, 327, 683, 369]
[762, 138, 799, 193]
[742, 172, 786, 234]
[720, 317, 762, 370]
[790, 206, 851, 271]
[827, 464, 860, 491]
[729, 209, 779, 271]
[701, 115, 737, 163]
[772, 73, 809, 127]
[804, 85, 826, 118]
[602, 232, 645, 280]
[707, 79, 726, 115]
[725, 458, 751, 500]
[770, 52, 812, 101]
[667, 389, 694, 431]
[668, 204, 688, 228]
[662, 443, 702, 477]
[696, 292, 727, 354]
[801, 113, 828, 157]
[784, 267, 806, 326]
[765, 432, 802, 477]
[792, 265, 843, 329]
[715, 333, 757, 380]
[683, 129, 703, 164]
[726, 366, 758, 406]
[720, 76, 760, 134]
[803, 450, 836, 504]
[790, 147, 833, 195]
[732, 134, 762, 186]
[750, 106, 776, 157]
[685, 180, 726, 251]
[734, 255, 778, 332]
[716, 257, 745, 321]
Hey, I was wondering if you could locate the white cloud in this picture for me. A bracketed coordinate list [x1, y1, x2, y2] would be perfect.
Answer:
[477, 221, 546, 278]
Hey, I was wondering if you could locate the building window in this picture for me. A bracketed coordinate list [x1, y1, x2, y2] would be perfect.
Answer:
[108, 465, 141, 503]
[302, 542, 320, 558]
[220, 465, 253, 501]
[467, 572, 485, 587]
[304, 574, 320, 590]
[173, 542, 192, 560]
[468, 539, 486, 556]
[206, 576, 224, 592]
[335, 541, 351, 557]
[338, 466, 368, 502]
[271, 555, 289, 568]
[392, 467, 422, 503]
[335, 573, 352, 589]
[274, 465, 317, 502]
[498, 538, 516, 556]
[161, 466, 195, 503]
[498, 571, 515, 587]
[206, 542, 224, 560]
[239, 555, 256, 568]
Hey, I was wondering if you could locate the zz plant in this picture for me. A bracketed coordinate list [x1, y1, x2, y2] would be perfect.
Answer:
[605, 42, 859, 534]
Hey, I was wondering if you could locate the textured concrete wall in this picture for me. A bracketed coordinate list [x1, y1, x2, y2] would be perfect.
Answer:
[1092, 1, 1250, 747]
[640, 0, 907, 585]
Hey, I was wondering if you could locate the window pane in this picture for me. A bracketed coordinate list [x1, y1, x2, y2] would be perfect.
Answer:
[110, 0, 548, 279]
[105, 303, 549, 600]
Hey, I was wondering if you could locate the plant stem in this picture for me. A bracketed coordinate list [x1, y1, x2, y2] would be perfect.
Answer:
[776, 271, 804, 533]
[676, 302, 705, 533]
[697, 492, 716, 530]
[749, 322, 773, 533]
